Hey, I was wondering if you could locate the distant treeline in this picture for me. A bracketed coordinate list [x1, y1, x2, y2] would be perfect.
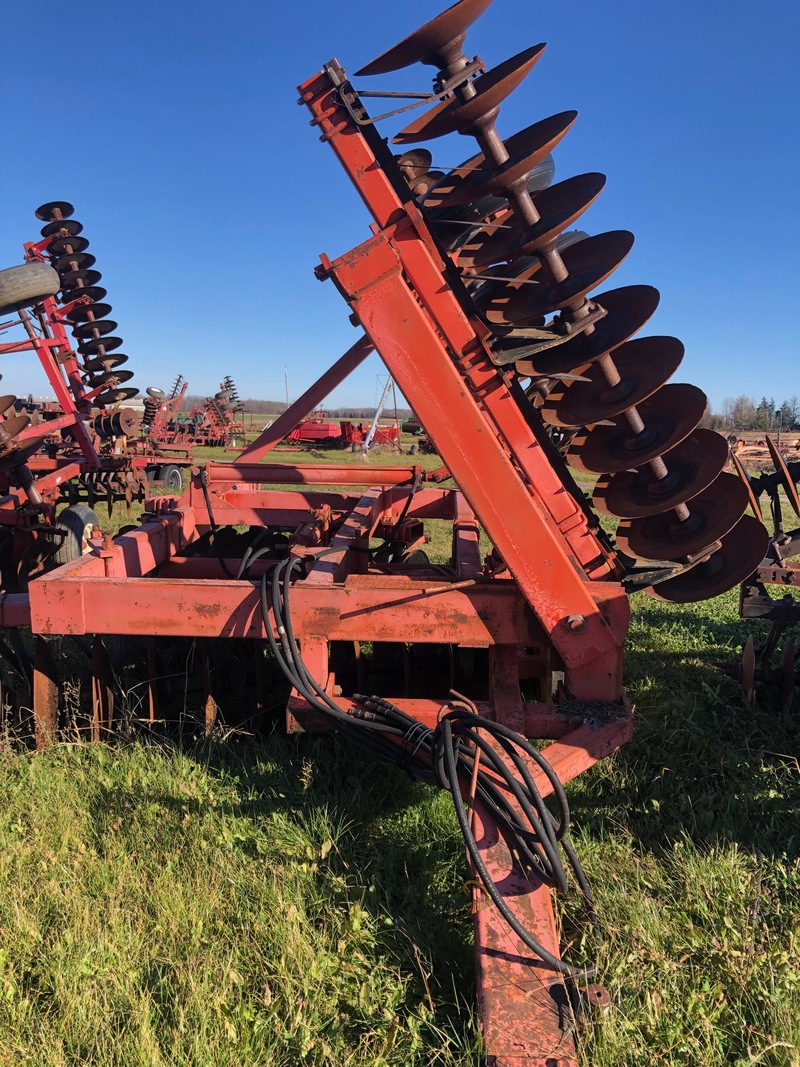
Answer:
[178, 396, 413, 419]
[708, 395, 800, 433]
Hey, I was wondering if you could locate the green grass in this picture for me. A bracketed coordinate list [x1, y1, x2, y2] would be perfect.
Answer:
[1, 592, 797, 1065]
[6, 445, 797, 1064]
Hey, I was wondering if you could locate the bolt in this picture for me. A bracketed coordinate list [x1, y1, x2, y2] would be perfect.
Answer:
[565, 614, 587, 634]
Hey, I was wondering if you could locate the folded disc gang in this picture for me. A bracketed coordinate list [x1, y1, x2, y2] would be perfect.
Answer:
[393, 44, 547, 143]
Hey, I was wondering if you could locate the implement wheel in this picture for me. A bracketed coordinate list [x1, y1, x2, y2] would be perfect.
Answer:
[53, 504, 101, 566]
[0, 262, 61, 316]
[159, 464, 183, 492]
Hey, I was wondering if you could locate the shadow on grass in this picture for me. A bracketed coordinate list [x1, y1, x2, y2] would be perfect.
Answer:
[82, 727, 479, 1057]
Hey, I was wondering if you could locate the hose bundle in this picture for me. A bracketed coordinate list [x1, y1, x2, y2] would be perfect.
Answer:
[261, 553, 599, 978]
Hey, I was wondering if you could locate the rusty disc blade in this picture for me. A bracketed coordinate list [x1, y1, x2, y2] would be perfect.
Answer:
[766, 435, 800, 517]
[729, 449, 762, 520]
[615, 471, 748, 561]
[65, 301, 113, 324]
[393, 44, 547, 143]
[40, 218, 83, 239]
[741, 634, 756, 703]
[63, 285, 107, 305]
[566, 382, 707, 474]
[780, 637, 795, 708]
[77, 335, 124, 356]
[593, 428, 730, 518]
[95, 387, 138, 407]
[35, 201, 75, 221]
[458, 173, 605, 269]
[116, 408, 141, 436]
[0, 437, 46, 471]
[512, 284, 661, 377]
[85, 369, 135, 390]
[356, 0, 495, 75]
[52, 251, 96, 274]
[0, 395, 17, 417]
[47, 234, 90, 258]
[59, 271, 103, 293]
[541, 335, 684, 427]
[424, 112, 576, 210]
[82, 352, 128, 373]
[71, 318, 119, 339]
[0, 413, 31, 441]
[645, 514, 769, 604]
[483, 231, 634, 325]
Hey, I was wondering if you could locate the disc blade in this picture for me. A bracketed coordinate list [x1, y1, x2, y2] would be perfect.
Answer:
[116, 408, 141, 436]
[423, 112, 575, 211]
[729, 449, 762, 520]
[65, 302, 113, 324]
[35, 201, 74, 221]
[356, 0, 495, 75]
[77, 336, 124, 356]
[82, 353, 128, 373]
[458, 172, 605, 269]
[58, 269, 103, 291]
[780, 637, 795, 708]
[61, 285, 107, 306]
[47, 235, 90, 258]
[482, 230, 634, 325]
[645, 514, 769, 604]
[94, 387, 138, 406]
[71, 319, 119, 339]
[566, 382, 707, 474]
[52, 251, 96, 274]
[0, 414, 31, 443]
[0, 395, 17, 417]
[85, 369, 135, 389]
[393, 44, 547, 143]
[541, 335, 684, 427]
[741, 634, 756, 703]
[40, 218, 83, 239]
[615, 471, 748, 562]
[511, 284, 661, 376]
[766, 435, 800, 516]
[593, 428, 730, 518]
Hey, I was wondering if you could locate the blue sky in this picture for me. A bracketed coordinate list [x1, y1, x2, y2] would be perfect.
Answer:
[1, 0, 797, 411]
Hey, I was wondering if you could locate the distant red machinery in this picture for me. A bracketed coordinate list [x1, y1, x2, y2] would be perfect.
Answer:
[282, 409, 401, 449]
[142, 372, 245, 449]
[0, 2, 772, 1061]
[0, 202, 192, 587]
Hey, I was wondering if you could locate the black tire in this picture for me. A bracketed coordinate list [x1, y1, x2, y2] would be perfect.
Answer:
[0, 262, 61, 317]
[52, 504, 101, 566]
[159, 464, 183, 492]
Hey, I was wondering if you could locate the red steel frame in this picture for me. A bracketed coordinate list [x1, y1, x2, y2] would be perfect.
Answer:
[1, 61, 640, 1065]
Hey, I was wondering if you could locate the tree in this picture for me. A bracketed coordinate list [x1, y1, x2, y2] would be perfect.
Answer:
[731, 395, 756, 430]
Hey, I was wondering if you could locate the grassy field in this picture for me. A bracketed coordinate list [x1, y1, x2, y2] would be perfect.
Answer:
[1, 441, 798, 1065]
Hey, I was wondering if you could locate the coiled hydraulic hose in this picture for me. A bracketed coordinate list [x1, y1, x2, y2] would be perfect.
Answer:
[261, 553, 599, 979]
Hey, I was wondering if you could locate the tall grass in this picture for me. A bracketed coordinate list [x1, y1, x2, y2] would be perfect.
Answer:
[2, 443, 796, 1064]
